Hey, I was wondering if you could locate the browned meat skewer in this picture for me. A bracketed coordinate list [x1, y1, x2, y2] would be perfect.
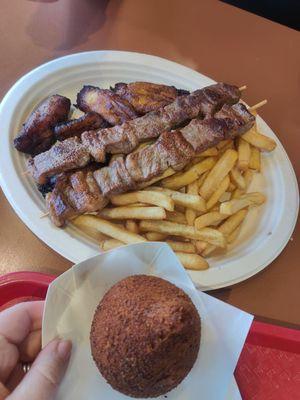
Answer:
[14, 95, 71, 155]
[29, 83, 241, 184]
[112, 82, 189, 114]
[46, 102, 255, 226]
[77, 86, 139, 125]
[53, 112, 108, 141]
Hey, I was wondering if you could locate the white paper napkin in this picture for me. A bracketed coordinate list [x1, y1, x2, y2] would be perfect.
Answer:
[43, 242, 252, 400]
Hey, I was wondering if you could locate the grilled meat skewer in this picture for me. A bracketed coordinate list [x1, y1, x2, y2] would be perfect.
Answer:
[112, 82, 189, 114]
[46, 103, 255, 226]
[29, 83, 241, 185]
[14, 95, 71, 155]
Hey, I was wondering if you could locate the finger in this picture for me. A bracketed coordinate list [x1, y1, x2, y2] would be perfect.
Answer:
[0, 335, 19, 382]
[19, 330, 42, 362]
[8, 339, 72, 400]
[0, 301, 44, 345]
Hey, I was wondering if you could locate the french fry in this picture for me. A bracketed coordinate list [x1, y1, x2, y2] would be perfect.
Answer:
[194, 241, 208, 254]
[194, 212, 228, 230]
[199, 149, 238, 199]
[216, 139, 231, 150]
[227, 182, 236, 192]
[199, 147, 218, 157]
[227, 224, 242, 244]
[232, 169, 254, 199]
[72, 218, 108, 241]
[125, 220, 139, 234]
[151, 187, 206, 212]
[161, 157, 216, 189]
[185, 180, 199, 225]
[249, 146, 261, 171]
[176, 252, 209, 270]
[165, 211, 187, 224]
[220, 192, 266, 215]
[242, 127, 276, 152]
[206, 175, 230, 209]
[74, 215, 146, 244]
[100, 239, 124, 251]
[110, 190, 174, 211]
[197, 170, 209, 187]
[100, 206, 166, 220]
[139, 220, 226, 247]
[230, 167, 246, 190]
[219, 192, 231, 202]
[145, 232, 168, 241]
[138, 168, 175, 188]
[202, 209, 248, 256]
[237, 138, 251, 171]
[166, 241, 196, 253]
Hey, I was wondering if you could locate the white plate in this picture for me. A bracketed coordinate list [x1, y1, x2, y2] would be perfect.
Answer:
[0, 51, 298, 290]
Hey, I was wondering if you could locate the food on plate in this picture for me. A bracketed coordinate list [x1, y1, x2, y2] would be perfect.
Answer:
[53, 111, 106, 140]
[27, 82, 240, 183]
[76, 85, 139, 125]
[90, 275, 201, 397]
[112, 81, 189, 114]
[45, 101, 253, 225]
[13, 79, 276, 271]
[13, 95, 71, 155]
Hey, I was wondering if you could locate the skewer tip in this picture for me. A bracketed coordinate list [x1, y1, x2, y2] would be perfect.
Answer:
[249, 99, 267, 112]
[40, 212, 49, 219]
[239, 85, 247, 92]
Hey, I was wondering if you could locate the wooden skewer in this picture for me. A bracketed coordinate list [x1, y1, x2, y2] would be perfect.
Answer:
[21, 170, 30, 176]
[249, 99, 267, 112]
[40, 212, 49, 218]
[239, 85, 247, 91]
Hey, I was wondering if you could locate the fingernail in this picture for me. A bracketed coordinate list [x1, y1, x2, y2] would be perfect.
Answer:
[57, 340, 72, 361]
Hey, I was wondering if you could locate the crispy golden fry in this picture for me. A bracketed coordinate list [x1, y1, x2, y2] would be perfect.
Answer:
[125, 220, 139, 234]
[166, 210, 187, 224]
[219, 192, 231, 202]
[194, 240, 208, 254]
[242, 127, 276, 152]
[74, 215, 146, 244]
[216, 139, 231, 150]
[176, 252, 209, 270]
[151, 187, 206, 212]
[185, 180, 199, 225]
[206, 175, 230, 210]
[138, 168, 175, 188]
[220, 192, 266, 215]
[232, 169, 254, 199]
[227, 225, 242, 244]
[72, 218, 108, 241]
[100, 206, 166, 220]
[230, 167, 246, 190]
[199, 149, 238, 199]
[227, 182, 236, 192]
[139, 220, 226, 247]
[145, 232, 168, 241]
[100, 239, 124, 251]
[202, 209, 248, 256]
[194, 211, 228, 230]
[249, 146, 261, 171]
[237, 138, 251, 171]
[166, 241, 196, 253]
[197, 170, 209, 187]
[110, 190, 174, 211]
[127, 203, 148, 207]
[199, 147, 218, 157]
[161, 157, 216, 189]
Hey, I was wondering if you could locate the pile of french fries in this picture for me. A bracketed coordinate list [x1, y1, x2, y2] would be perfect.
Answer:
[73, 118, 276, 271]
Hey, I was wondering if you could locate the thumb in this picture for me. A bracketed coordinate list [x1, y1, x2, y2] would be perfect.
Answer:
[8, 339, 72, 400]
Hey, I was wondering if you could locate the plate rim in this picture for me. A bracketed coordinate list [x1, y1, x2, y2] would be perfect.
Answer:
[0, 50, 298, 290]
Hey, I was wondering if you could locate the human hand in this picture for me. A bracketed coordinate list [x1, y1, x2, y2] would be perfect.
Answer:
[0, 301, 72, 400]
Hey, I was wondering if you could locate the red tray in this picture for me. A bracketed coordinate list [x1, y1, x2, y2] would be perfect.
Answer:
[0, 272, 299, 399]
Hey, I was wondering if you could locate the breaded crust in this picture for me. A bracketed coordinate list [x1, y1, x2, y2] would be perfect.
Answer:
[90, 275, 201, 398]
